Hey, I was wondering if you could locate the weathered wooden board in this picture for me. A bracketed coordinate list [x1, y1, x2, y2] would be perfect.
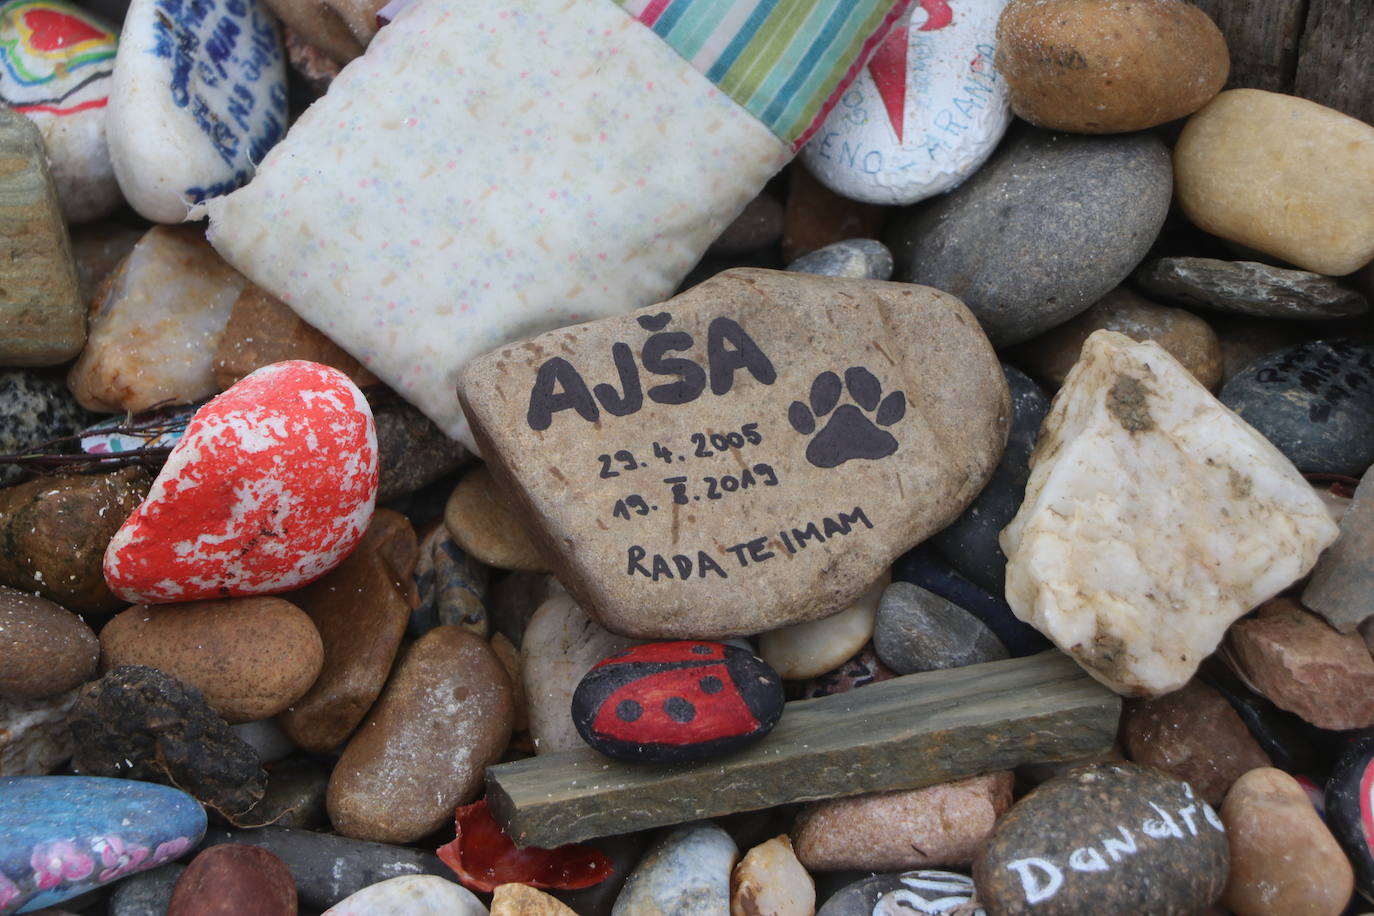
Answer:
[1294, 0, 1374, 127]
[486, 650, 1121, 847]
[1191, 0, 1305, 93]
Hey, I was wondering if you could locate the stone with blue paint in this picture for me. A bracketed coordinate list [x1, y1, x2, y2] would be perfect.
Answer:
[0, 776, 205, 914]
[107, 0, 287, 222]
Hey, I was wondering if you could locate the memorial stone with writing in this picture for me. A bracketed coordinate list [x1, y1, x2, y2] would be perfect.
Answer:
[974, 763, 1228, 916]
[460, 268, 1009, 639]
[801, 0, 1010, 206]
[107, 0, 287, 222]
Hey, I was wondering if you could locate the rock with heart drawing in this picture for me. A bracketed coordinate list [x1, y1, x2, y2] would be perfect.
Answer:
[800, 0, 1011, 205]
[103, 360, 379, 604]
[459, 268, 1008, 639]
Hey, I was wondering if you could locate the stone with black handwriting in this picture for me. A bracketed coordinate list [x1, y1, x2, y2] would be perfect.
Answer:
[459, 268, 1008, 639]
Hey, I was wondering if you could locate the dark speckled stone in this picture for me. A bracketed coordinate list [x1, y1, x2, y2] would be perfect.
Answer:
[974, 763, 1227, 916]
[1137, 257, 1369, 320]
[1219, 338, 1374, 476]
[0, 370, 97, 485]
[889, 128, 1172, 347]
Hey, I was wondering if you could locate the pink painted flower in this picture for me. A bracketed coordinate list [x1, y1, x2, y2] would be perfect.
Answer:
[92, 836, 150, 883]
[0, 871, 21, 909]
[150, 836, 193, 865]
[29, 840, 95, 890]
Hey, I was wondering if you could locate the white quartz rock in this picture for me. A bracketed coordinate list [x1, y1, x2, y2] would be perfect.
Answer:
[1000, 330, 1340, 697]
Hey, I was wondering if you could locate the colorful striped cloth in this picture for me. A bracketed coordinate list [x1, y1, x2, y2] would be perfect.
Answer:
[616, 0, 912, 149]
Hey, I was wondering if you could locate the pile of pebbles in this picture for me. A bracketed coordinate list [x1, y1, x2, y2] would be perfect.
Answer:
[1, 0, 1373, 914]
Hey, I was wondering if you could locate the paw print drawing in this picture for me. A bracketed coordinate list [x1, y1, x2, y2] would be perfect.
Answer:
[788, 367, 907, 468]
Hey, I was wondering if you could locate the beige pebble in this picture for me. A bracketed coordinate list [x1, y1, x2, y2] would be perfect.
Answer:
[490, 883, 580, 915]
[730, 835, 814, 916]
[756, 573, 888, 679]
[1175, 90, 1374, 276]
[1220, 767, 1353, 916]
[445, 466, 551, 573]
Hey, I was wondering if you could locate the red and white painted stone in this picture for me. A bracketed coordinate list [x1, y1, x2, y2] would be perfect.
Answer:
[103, 360, 378, 604]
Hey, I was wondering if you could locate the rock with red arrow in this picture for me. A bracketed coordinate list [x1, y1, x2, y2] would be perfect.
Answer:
[800, 0, 1012, 206]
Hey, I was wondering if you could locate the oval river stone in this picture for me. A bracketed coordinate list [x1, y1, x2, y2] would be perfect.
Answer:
[572, 641, 783, 764]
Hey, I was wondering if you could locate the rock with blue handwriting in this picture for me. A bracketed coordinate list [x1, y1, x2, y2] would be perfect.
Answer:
[459, 268, 1008, 639]
[801, 0, 1010, 206]
[107, 0, 286, 222]
[0, 776, 204, 914]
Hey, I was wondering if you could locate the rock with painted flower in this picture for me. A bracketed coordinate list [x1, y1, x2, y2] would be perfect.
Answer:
[0, 776, 204, 914]
[801, 0, 1011, 205]
[102, 360, 378, 604]
[0, 0, 121, 223]
[107, 0, 287, 222]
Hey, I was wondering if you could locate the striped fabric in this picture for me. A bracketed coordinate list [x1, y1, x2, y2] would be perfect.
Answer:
[614, 0, 912, 149]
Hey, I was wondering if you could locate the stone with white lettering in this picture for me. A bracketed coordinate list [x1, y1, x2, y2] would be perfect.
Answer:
[460, 268, 1009, 639]
[107, 0, 287, 222]
[1001, 330, 1339, 696]
[974, 762, 1228, 916]
[800, 0, 1010, 206]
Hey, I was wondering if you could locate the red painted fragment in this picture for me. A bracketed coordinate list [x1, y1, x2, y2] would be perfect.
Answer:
[437, 800, 613, 893]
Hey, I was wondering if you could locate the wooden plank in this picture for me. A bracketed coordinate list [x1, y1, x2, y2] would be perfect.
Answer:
[1191, 0, 1305, 93]
[1293, 0, 1374, 127]
[486, 651, 1121, 847]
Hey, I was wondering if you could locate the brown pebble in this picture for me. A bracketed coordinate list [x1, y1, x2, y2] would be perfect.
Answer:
[0, 468, 149, 614]
[212, 283, 377, 391]
[277, 510, 414, 751]
[0, 586, 98, 699]
[1227, 597, 1374, 731]
[444, 465, 550, 572]
[169, 844, 297, 916]
[326, 626, 513, 843]
[792, 771, 1013, 871]
[781, 161, 884, 263]
[1122, 679, 1271, 805]
[99, 597, 324, 724]
[1220, 767, 1353, 916]
[995, 0, 1229, 133]
[1015, 287, 1223, 391]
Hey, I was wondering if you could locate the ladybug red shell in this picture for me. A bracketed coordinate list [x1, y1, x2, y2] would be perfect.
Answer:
[572, 641, 784, 764]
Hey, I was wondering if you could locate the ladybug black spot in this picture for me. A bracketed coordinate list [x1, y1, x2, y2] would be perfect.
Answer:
[663, 696, 696, 722]
[616, 699, 643, 722]
[699, 676, 723, 694]
[690, 645, 713, 655]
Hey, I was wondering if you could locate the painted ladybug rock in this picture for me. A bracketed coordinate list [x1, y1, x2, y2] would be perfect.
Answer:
[103, 360, 378, 603]
[572, 641, 784, 764]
